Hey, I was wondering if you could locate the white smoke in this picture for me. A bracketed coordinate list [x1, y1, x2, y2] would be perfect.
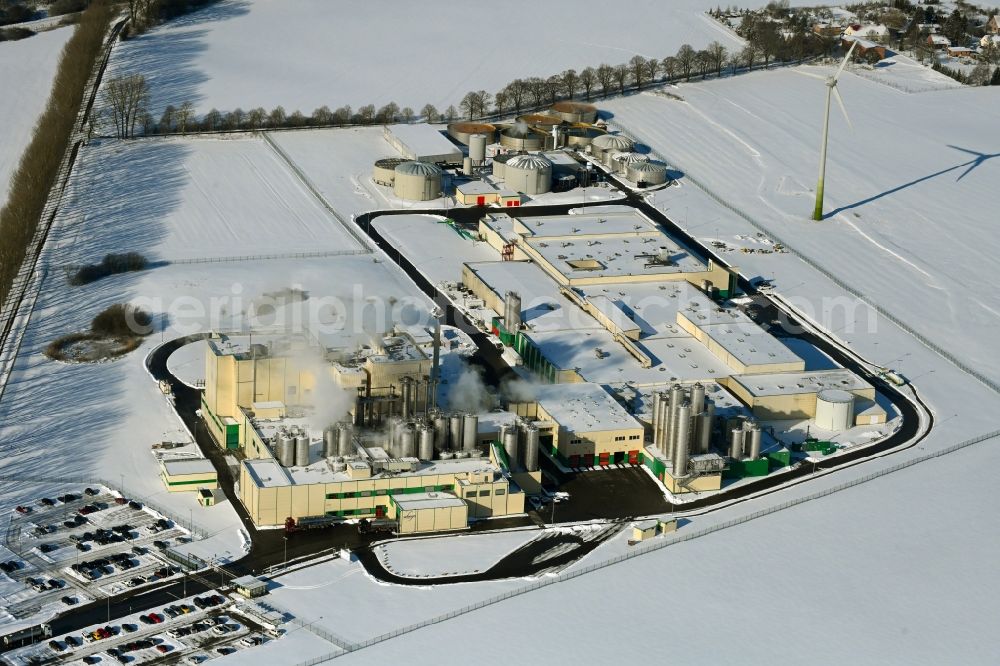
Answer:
[447, 364, 494, 414]
[501, 376, 538, 403]
[288, 346, 355, 434]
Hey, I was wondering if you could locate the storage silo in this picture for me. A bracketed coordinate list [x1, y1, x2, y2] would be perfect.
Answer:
[399, 423, 416, 458]
[522, 423, 540, 472]
[504, 291, 522, 332]
[433, 413, 450, 451]
[503, 154, 552, 195]
[729, 428, 745, 460]
[469, 133, 488, 165]
[698, 413, 713, 453]
[462, 414, 479, 452]
[449, 414, 464, 451]
[276, 432, 295, 467]
[673, 403, 692, 476]
[418, 423, 435, 460]
[690, 383, 706, 415]
[372, 158, 406, 187]
[550, 101, 599, 124]
[324, 426, 338, 458]
[650, 390, 665, 449]
[748, 425, 762, 460]
[338, 422, 353, 457]
[612, 151, 649, 174]
[626, 160, 668, 186]
[393, 161, 443, 201]
[294, 434, 310, 467]
[591, 134, 633, 161]
[501, 424, 518, 468]
[815, 389, 855, 431]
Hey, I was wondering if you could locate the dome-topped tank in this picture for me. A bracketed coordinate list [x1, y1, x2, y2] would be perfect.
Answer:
[393, 161, 443, 201]
[591, 133, 634, 158]
[626, 160, 669, 185]
[503, 154, 552, 195]
[611, 151, 649, 173]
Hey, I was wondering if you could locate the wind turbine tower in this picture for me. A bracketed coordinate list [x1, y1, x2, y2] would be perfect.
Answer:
[812, 40, 857, 221]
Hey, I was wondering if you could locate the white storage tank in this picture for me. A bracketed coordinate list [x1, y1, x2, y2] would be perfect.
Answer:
[372, 158, 406, 187]
[393, 161, 443, 201]
[626, 160, 669, 186]
[591, 133, 633, 160]
[492, 153, 513, 179]
[815, 389, 855, 431]
[468, 133, 487, 164]
[503, 154, 552, 195]
[550, 101, 599, 124]
[612, 151, 649, 174]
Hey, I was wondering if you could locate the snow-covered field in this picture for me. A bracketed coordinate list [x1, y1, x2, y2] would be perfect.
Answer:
[375, 528, 539, 578]
[604, 66, 1000, 383]
[103, 0, 745, 117]
[0, 26, 71, 208]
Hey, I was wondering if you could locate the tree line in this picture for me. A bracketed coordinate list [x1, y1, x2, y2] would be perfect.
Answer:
[104, 34, 836, 139]
[0, 0, 114, 308]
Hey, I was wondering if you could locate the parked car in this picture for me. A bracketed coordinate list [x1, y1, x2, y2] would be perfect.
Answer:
[61, 595, 77, 605]
[48, 639, 64, 652]
[156, 645, 171, 654]
[40, 543, 58, 553]
[84, 488, 99, 496]
[39, 497, 55, 506]
[83, 656, 100, 664]
[217, 647, 236, 656]
[15, 505, 31, 514]
[128, 500, 142, 510]
[114, 497, 128, 505]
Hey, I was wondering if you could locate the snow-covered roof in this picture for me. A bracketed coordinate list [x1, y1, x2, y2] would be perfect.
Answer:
[161, 459, 217, 476]
[392, 491, 466, 510]
[507, 154, 552, 170]
[730, 369, 873, 397]
[533, 382, 642, 433]
[592, 134, 634, 151]
[457, 180, 497, 195]
[396, 160, 443, 176]
[385, 124, 462, 163]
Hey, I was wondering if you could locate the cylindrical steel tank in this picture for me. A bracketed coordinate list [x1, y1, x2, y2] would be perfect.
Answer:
[698, 413, 713, 454]
[673, 403, 692, 476]
[492, 152, 513, 179]
[690, 383, 705, 415]
[550, 101, 598, 124]
[462, 414, 478, 452]
[401, 378, 412, 419]
[516, 113, 561, 129]
[503, 154, 552, 195]
[399, 423, 416, 458]
[372, 157, 406, 187]
[294, 435, 310, 467]
[393, 161, 443, 201]
[463, 156, 472, 175]
[591, 133, 633, 160]
[276, 432, 294, 467]
[748, 426, 762, 460]
[449, 414, 464, 451]
[469, 133, 487, 163]
[627, 160, 668, 186]
[657, 392, 671, 453]
[447, 121, 496, 144]
[564, 125, 606, 148]
[338, 423, 353, 457]
[667, 384, 684, 457]
[434, 413, 450, 451]
[324, 426, 338, 458]
[499, 126, 546, 151]
[650, 391, 664, 448]
[611, 151, 649, 174]
[501, 425, 518, 468]
[418, 424, 435, 460]
[815, 389, 855, 431]
[729, 428, 745, 460]
[522, 424, 540, 472]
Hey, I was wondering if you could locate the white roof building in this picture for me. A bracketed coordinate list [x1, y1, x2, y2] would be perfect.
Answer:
[383, 124, 462, 163]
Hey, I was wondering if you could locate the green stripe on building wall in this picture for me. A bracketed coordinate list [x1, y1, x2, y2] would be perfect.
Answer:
[165, 478, 218, 486]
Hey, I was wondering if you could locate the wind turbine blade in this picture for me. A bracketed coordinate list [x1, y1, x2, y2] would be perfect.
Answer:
[833, 87, 853, 131]
[834, 41, 857, 81]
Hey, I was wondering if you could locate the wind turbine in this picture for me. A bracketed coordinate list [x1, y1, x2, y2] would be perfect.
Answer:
[806, 40, 856, 221]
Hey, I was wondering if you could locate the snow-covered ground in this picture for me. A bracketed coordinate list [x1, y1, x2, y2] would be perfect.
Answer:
[102, 0, 746, 117]
[372, 214, 497, 286]
[604, 66, 1000, 383]
[0, 25, 71, 208]
[374, 528, 539, 578]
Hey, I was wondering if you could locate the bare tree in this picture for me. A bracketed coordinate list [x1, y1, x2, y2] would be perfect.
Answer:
[288, 110, 307, 126]
[561, 68, 579, 99]
[726, 53, 740, 76]
[246, 107, 266, 129]
[504, 80, 527, 114]
[643, 57, 660, 83]
[421, 104, 438, 122]
[596, 64, 615, 97]
[545, 75, 561, 105]
[357, 104, 376, 124]
[332, 105, 352, 125]
[159, 104, 176, 133]
[676, 44, 697, 81]
[696, 50, 712, 79]
[376, 102, 399, 123]
[614, 63, 629, 93]
[400, 106, 414, 123]
[661, 56, 679, 82]
[460, 92, 477, 119]
[102, 73, 149, 138]
[312, 105, 334, 125]
[741, 44, 758, 71]
[202, 108, 222, 131]
[707, 41, 728, 77]
[526, 77, 547, 108]
[629, 55, 648, 89]
[444, 105, 458, 122]
[176, 101, 194, 133]
[476, 90, 493, 117]
[269, 105, 287, 126]
[493, 90, 508, 117]
[225, 108, 245, 130]
[579, 67, 597, 99]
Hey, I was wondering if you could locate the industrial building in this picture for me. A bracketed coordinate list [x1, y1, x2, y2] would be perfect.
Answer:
[201, 331, 534, 531]
[455, 181, 520, 207]
[383, 124, 462, 164]
[159, 459, 218, 492]
[725, 369, 887, 427]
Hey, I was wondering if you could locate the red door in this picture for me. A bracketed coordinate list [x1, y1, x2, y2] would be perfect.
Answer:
[477, 196, 486, 206]
[628, 450, 639, 465]
[599, 452, 610, 466]
[569, 455, 580, 468]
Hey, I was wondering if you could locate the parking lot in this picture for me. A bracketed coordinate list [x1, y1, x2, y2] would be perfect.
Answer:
[4, 592, 277, 665]
[2, 487, 200, 627]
